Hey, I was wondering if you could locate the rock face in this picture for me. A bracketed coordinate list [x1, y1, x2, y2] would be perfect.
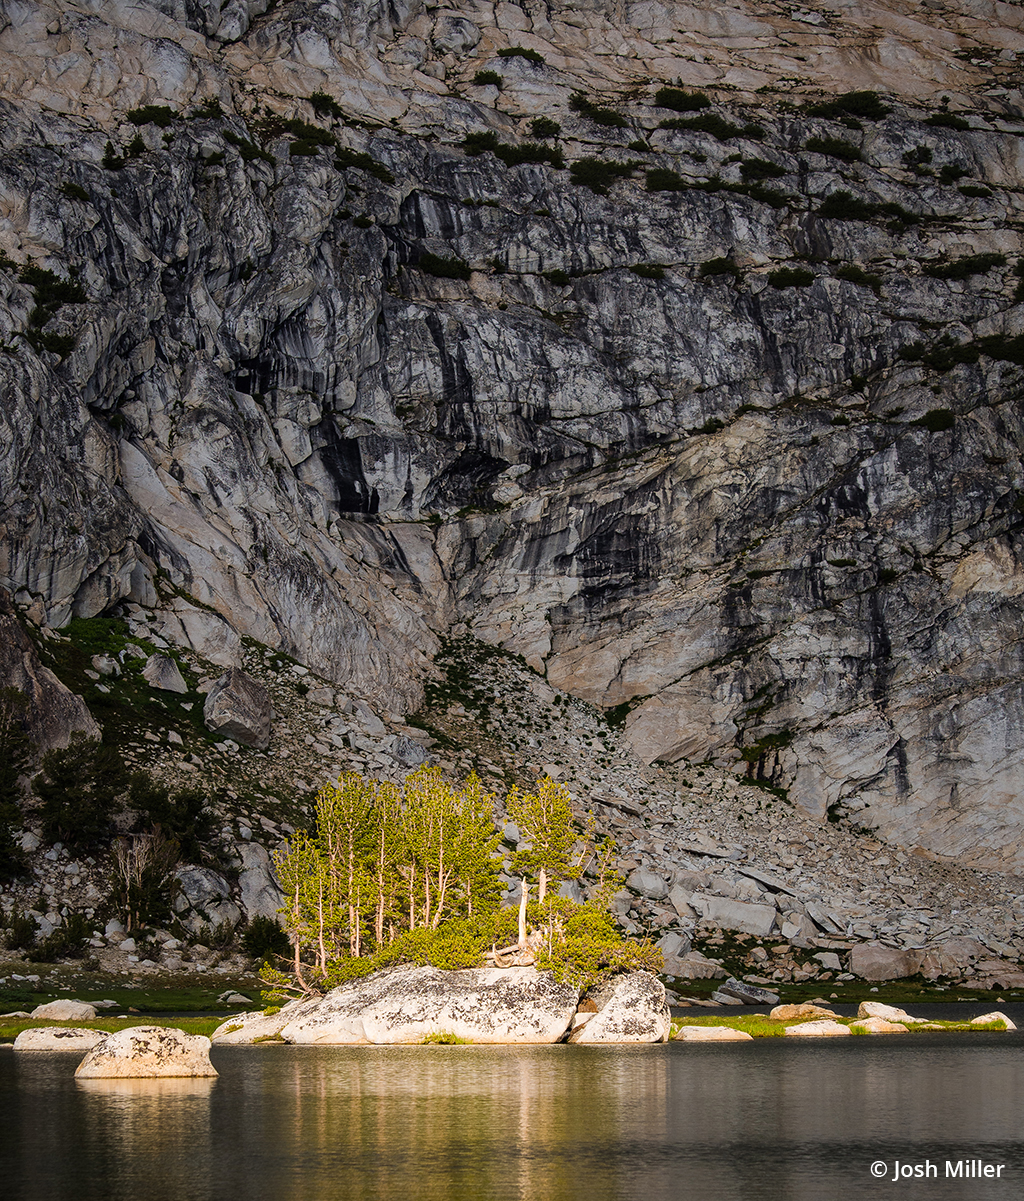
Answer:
[74, 1026, 218, 1078]
[236, 842, 285, 922]
[30, 999, 97, 1021]
[567, 972, 671, 1044]
[280, 965, 580, 1044]
[14, 1027, 106, 1051]
[0, 0, 1023, 873]
[0, 589, 99, 753]
[203, 669, 272, 749]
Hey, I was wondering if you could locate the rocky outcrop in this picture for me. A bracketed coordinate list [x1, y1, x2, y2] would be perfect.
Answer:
[278, 965, 580, 1044]
[674, 1025, 753, 1042]
[0, 589, 99, 753]
[203, 669, 272, 749]
[567, 972, 671, 1043]
[14, 1026, 106, 1051]
[236, 842, 284, 922]
[848, 943, 923, 981]
[784, 1020, 852, 1038]
[142, 653, 188, 694]
[74, 1026, 218, 1078]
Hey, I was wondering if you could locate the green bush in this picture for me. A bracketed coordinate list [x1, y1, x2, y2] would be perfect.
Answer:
[958, 184, 991, 198]
[127, 105, 177, 128]
[836, 264, 882, 293]
[804, 135, 862, 162]
[462, 131, 500, 156]
[496, 142, 564, 169]
[660, 113, 746, 140]
[543, 269, 571, 286]
[418, 251, 472, 280]
[767, 267, 815, 288]
[922, 252, 1005, 280]
[570, 157, 638, 194]
[529, 117, 561, 138]
[5, 911, 37, 951]
[645, 167, 687, 191]
[242, 915, 290, 962]
[289, 141, 320, 156]
[0, 688, 30, 880]
[497, 46, 545, 64]
[654, 87, 711, 112]
[926, 112, 970, 131]
[740, 157, 786, 181]
[334, 146, 395, 182]
[34, 736, 127, 848]
[629, 263, 665, 280]
[472, 70, 502, 87]
[309, 89, 343, 118]
[700, 257, 741, 280]
[817, 190, 875, 220]
[570, 93, 628, 129]
[913, 408, 955, 432]
[102, 141, 125, 170]
[977, 333, 1024, 365]
[34, 912, 91, 962]
[60, 182, 91, 203]
[808, 91, 891, 121]
[223, 130, 274, 164]
[939, 163, 967, 182]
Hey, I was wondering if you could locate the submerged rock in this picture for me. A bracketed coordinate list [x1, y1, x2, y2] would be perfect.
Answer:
[75, 1027, 218, 1078]
[279, 965, 580, 1044]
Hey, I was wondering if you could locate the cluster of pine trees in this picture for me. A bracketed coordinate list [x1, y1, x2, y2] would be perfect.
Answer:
[266, 767, 661, 993]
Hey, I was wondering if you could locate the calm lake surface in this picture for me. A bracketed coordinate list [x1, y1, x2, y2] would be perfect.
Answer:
[3, 1032, 1024, 1200]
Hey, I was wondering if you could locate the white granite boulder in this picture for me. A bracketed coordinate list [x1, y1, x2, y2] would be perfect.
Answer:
[279, 965, 580, 1044]
[75, 1026, 218, 1078]
[857, 1001, 926, 1024]
[236, 842, 285, 922]
[172, 865, 242, 935]
[784, 1019, 851, 1037]
[212, 997, 322, 1044]
[30, 999, 97, 1021]
[850, 1017, 908, 1034]
[674, 1025, 753, 1042]
[567, 972, 671, 1044]
[15, 1027, 106, 1051]
[971, 1011, 1016, 1030]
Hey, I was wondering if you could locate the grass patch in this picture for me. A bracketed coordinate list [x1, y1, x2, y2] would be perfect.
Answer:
[472, 70, 502, 87]
[127, 105, 177, 128]
[0, 1016, 224, 1044]
[421, 1030, 471, 1044]
[660, 114, 763, 141]
[767, 267, 815, 288]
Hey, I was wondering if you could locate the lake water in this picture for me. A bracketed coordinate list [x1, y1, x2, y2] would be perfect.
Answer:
[3, 1033, 1023, 1200]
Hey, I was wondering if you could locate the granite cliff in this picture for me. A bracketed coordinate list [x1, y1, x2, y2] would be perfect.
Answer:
[1, 0, 1023, 875]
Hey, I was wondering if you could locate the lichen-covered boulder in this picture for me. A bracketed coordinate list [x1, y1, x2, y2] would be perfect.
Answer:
[75, 1026, 218, 1078]
[30, 999, 97, 1021]
[770, 1003, 836, 1021]
[567, 972, 671, 1044]
[279, 965, 580, 1044]
[15, 1027, 106, 1051]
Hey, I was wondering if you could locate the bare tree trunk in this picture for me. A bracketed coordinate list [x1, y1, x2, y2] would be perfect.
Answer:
[538, 866, 548, 904]
[518, 881, 530, 948]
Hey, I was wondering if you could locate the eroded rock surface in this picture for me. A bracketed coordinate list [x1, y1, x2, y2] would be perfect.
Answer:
[567, 972, 671, 1043]
[203, 669, 272, 749]
[74, 1026, 218, 1078]
[14, 1027, 106, 1051]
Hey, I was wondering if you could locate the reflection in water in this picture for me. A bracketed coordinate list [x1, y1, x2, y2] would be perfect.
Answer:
[1, 1038, 1022, 1200]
